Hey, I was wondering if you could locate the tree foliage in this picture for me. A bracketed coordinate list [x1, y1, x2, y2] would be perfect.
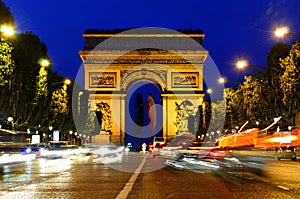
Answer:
[280, 41, 300, 123]
[208, 100, 226, 133]
[36, 65, 48, 101]
[0, 39, 14, 86]
[224, 87, 244, 127]
[223, 40, 299, 130]
[51, 84, 69, 116]
[0, 1, 75, 134]
[0, 0, 14, 25]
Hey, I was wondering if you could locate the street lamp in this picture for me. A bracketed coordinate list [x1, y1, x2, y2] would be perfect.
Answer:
[274, 26, 300, 38]
[69, 130, 73, 145]
[0, 24, 15, 37]
[207, 88, 213, 94]
[218, 77, 240, 85]
[64, 79, 71, 85]
[235, 59, 265, 70]
[51, 78, 71, 87]
[7, 116, 13, 130]
[74, 132, 78, 145]
[38, 58, 50, 67]
[78, 91, 83, 116]
[48, 125, 53, 142]
[218, 77, 226, 84]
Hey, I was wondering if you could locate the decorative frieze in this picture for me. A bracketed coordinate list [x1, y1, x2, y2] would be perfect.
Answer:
[82, 55, 206, 64]
[79, 50, 208, 64]
[171, 72, 199, 88]
[89, 72, 116, 88]
[120, 69, 167, 90]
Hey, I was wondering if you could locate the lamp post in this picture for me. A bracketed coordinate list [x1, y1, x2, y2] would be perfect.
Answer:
[235, 59, 265, 70]
[69, 130, 73, 145]
[274, 26, 300, 38]
[218, 77, 240, 86]
[38, 58, 50, 67]
[74, 132, 78, 145]
[0, 24, 15, 37]
[48, 125, 53, 142]
[43, 133, 46, 143]
[7, 116, 13, 130]
[50, 78, 71, 86]
[206, 88, 213, 94]
[27, 128, 31, 143]
[78, 91, 83, 117]
[64, 79, 71, 85]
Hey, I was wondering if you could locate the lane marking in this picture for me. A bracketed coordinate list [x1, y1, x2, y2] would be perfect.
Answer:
[277, 185, 290, 191]
[116, 155, 147, 199]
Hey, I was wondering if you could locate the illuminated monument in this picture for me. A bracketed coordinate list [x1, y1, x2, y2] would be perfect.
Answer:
[79, 28, 208, 149]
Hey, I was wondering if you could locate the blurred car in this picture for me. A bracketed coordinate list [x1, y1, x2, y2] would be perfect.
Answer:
[87, 144, 124, 164]
[277, 147, 297, 161]
[0, 143, 38, 164]
[38, 141, 90, 159]
[90, 144, 124, 157]
[124, 143, 133, 152]
[206, 148, 228, 160]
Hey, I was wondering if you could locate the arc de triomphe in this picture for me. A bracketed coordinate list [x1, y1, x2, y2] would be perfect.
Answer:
[79, 28, 208, 149]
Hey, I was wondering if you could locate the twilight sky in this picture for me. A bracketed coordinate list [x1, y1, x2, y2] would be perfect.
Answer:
[3, 0, 300, 84]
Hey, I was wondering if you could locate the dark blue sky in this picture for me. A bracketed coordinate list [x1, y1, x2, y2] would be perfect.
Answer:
[3, 0, 300, 83]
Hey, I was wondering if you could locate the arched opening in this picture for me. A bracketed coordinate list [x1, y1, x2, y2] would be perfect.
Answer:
[125, 81, 162, 151]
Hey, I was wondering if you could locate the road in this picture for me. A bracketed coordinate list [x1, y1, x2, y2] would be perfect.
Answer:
[0, 152, 300, 199]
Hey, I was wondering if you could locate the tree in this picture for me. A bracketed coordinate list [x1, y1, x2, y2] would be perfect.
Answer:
[13, 32, 50, 128]
[0, 40, 14, 86]
[241, 76, 270, 125]
[0, 0, 15, 128]
[280, 40, 300, 125]
[50, 84, 69, 129]
[86, 110, 96, 140]
[201, 99, 211, 133]
[0, 0, 76, 135]
[224, 87, 245, 128]
[208, 99, 226, 133]
[36, 64, 48, 101]
[0, 0, 14, 25]
[265, 42, 291, 121]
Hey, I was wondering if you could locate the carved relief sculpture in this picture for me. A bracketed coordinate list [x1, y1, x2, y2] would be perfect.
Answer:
[171, 72, 199, 88]
[95, 102, 112, 132]
[174, 100, 198, 134]
[89, 72, 116, 88]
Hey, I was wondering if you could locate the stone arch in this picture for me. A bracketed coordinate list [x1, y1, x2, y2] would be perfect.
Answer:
[121, 70, 166, 92]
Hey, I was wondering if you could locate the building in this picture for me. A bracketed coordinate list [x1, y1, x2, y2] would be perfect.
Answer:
[78, 28, 208, 150]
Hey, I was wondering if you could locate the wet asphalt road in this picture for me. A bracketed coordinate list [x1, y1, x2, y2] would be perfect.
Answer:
[0, 152, 300, 199]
